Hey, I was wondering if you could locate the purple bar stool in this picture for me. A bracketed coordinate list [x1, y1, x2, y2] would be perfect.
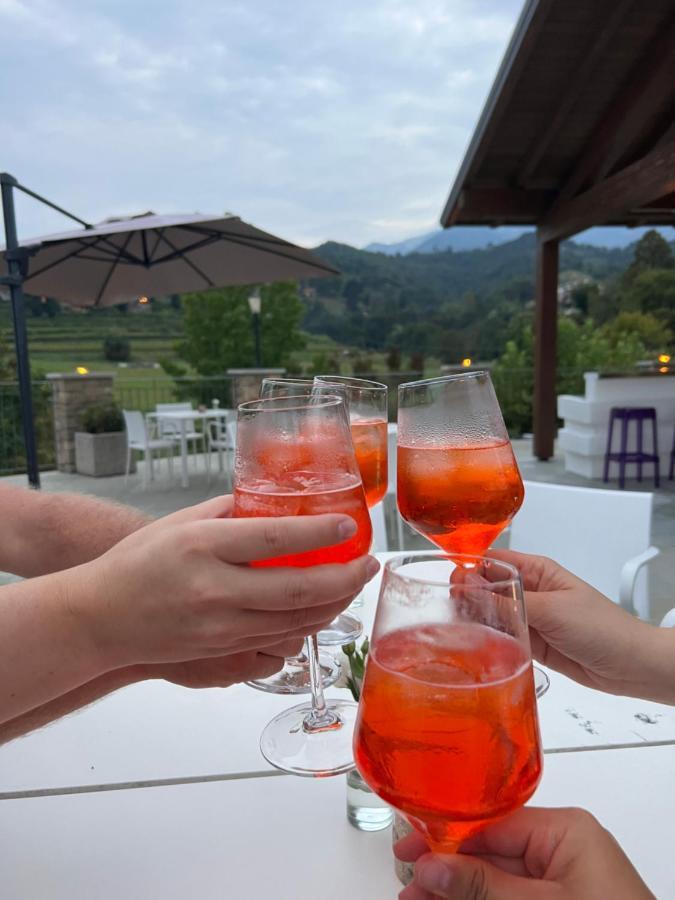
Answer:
[669, 425, 675, 481]
[603, 407, 660, 490]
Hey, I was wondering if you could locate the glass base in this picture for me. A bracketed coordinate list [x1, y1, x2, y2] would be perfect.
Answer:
[260, 699, 359, 776]
[247, 652, 340, 694]
[534, 666, 550, 698]
[317, 612, 363, 646]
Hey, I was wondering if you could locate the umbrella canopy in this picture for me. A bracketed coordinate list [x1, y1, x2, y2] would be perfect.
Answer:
[0, 212, 338, 307]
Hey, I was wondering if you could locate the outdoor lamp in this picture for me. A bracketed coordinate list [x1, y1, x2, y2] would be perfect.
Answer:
[248, 288, 262, 366]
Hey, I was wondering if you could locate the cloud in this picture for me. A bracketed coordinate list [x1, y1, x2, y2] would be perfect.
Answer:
[0, 0, 523, 247]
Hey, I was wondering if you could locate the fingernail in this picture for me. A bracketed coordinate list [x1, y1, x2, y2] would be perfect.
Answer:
[337, 517, 357, 539]
[416, 858, 453, 893]
[365, 556, 380, 580]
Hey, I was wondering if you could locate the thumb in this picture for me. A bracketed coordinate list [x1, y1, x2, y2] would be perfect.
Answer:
[156, 495, 233, 526]
[414, 853, 555, 900]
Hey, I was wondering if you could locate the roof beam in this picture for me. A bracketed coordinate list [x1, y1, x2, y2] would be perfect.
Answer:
[539, 134, 675, 242]
[557, 12, 675, 204]
[518, 0, 633, 187]
[445, 187, 554, 225]
[440, 0, 554, 227]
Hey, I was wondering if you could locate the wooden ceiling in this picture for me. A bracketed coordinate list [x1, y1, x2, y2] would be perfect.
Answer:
[441, 0, 675, 240]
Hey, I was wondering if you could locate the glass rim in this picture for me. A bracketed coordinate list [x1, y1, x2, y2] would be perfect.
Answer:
[238, 394, 344, 414]
[398, 370, 489, 392]
[383, 551, 521, 590]
[261, 377, 313, 385]
[314, 374, 388, 392]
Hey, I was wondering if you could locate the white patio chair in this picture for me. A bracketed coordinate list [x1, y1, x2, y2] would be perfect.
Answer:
[660, 609, 675, 628]
[123, 410, 175, 487]
[207, 415, 235, 482]
[509, 480, 659, 619]
[155, 402, 208, 470]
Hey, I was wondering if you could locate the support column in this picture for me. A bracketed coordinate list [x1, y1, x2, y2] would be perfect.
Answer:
[533, 234, 559, 460]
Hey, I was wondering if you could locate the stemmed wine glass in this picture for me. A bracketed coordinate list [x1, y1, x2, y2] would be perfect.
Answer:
[354, 553, 543, 852]
[397, 371, 549, 697]
[246, 376, 341, 694]
[233, 394, 372, 775]
[313, 375, 388, 642]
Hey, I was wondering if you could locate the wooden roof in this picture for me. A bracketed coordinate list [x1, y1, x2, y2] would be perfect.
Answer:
[441, 0, 675, 240]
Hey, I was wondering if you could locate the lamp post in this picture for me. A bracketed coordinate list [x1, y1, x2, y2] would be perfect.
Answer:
[248, 288, 262, 367]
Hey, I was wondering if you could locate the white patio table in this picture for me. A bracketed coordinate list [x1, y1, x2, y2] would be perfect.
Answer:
[146, 409, 230, 488]
[0, 745, 672, 898]
[1, 553, 674, 798]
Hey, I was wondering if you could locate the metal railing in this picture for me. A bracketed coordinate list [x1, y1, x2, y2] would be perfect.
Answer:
[0, 381, 55, 475]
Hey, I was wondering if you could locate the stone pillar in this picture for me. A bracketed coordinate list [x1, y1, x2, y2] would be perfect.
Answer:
[48, 373, 116, 473]
[227, 368, 286, 407]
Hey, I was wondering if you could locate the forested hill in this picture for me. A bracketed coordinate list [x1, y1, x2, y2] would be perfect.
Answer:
[303, 234, 636, 361]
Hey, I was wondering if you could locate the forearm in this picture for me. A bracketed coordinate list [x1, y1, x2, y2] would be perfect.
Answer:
[0, 485, 150, 577]
[626, 621, 675, 705]
[0, 566, 112, 724]
[0, 665, 145, 745]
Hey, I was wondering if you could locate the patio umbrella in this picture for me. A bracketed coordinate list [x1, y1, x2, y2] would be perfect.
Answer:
[0, 173, 339, 486]
[1, 212, 338, 306]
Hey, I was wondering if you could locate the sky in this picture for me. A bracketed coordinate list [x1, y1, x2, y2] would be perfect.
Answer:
[0, 0, 524, 248]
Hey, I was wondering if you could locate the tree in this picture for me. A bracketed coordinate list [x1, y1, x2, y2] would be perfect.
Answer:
[177, 282, 305, 375]
[492, 316, 647, 436]
[619, 268, 675, 331]
[623, 230, 673, 284]
[103, 335, 131, 362]
[602, 312, 672, 354]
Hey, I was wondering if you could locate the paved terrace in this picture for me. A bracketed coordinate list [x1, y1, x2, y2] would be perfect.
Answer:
[2, 439, 673, 624]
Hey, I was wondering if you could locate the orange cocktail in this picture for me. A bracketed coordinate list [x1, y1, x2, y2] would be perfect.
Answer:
[354, 622, 541, 850]
[397, 440, 523, 554]
[351, 419, 388, 508]
[353, 554, 542, 853]
[234, 472, 372, 567]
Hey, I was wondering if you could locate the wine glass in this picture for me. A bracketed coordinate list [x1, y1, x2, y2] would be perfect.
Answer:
[233, 394, 372, 775]
[246, 377, 340, 695]
[313, 375, 388, 639]
[397, 370, 548, 697]
[354, 553, 543, 852]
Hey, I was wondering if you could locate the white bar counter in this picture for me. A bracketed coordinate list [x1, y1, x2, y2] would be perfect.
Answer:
[558, 371, 674, 479]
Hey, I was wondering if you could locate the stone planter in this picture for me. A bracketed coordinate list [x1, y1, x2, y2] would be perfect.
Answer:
[75, 431, 132, 477]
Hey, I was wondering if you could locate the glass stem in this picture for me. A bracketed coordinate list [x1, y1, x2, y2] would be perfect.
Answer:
[304, 635, 341, 732]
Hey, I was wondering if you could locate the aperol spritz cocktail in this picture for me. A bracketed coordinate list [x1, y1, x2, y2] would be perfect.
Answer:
[314, 376, 388, 509]
[354, 554, 542, 852]
[397, 372, 523, 555]
[233, 394, 372, 776]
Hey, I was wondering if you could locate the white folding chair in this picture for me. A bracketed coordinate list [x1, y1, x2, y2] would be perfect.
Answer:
[509, 481, 659, 619]
[207, 414, 235, 483]
[123, 410, 174, 487]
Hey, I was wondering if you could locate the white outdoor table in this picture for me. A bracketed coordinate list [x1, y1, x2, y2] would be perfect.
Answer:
[147, 409, 229, 488]
[1, 555, 674, 798]
[0, 745, 672, 899]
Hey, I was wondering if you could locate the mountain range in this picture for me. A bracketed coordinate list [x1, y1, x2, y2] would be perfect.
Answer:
[365, 225, 673, 256]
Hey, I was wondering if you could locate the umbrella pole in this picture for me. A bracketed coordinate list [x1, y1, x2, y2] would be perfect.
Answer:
[0, 174, 40, 489]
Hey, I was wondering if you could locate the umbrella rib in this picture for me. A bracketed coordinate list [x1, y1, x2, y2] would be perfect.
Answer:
[94, 231, 134, 306]
[189, 231, 340, 276]
[153, 231, 214, 288]
[150, 235, 219, 265]
[174, 224, 339, 275]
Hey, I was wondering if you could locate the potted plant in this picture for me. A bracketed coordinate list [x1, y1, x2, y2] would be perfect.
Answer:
[75, 403, 132, 477]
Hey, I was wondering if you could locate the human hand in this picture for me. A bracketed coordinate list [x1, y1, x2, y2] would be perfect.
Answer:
[395, 806, 654, 899]
[489, 550, 670, 702]
[71, 495, 378, 670]
[141, 636, 305, 689]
